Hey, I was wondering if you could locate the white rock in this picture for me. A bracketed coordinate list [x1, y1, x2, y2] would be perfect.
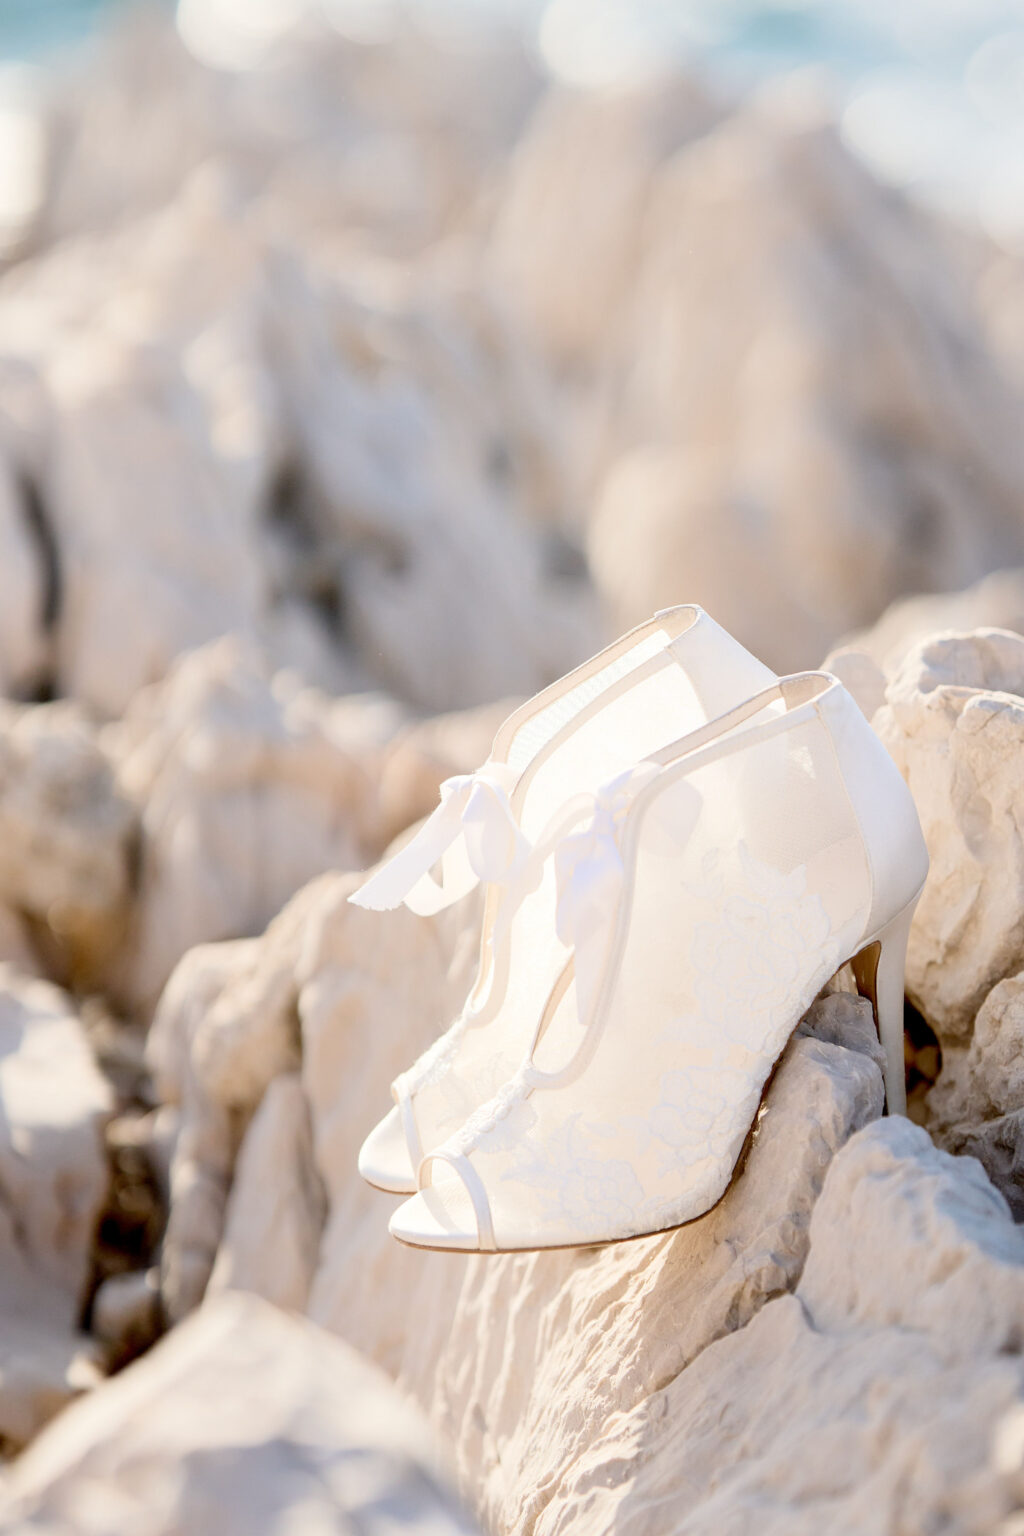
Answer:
[818, 644, 888, 719]
[39, 8, 537, 258]
[37, 11, 225, 248]
[394, 1013, 883, 1531]
[133, 685, 1024, 1534]
[0, 967, 111, 1449]
[45, 340, 267, 718]
[542, 1120, 1024, 1536]
[1, 1292, 478, 1535]
[874, 628, 1024, 1041]
[296, 874, 484, 1373]
[207, 1074, 325, 1314]
[147, 934, 277, 1325]
[925, 970, 1024, 1220]
[0, 700, 134, 985]
[150, 864, 480, 1333]
[0, 968, 113, 1298]
[104, 641, 377, 1015]
[1, 146, 599, 719]
[490, 79, 720, 365]
[588, 97, 1024, 672]
[265, 257, 599, 711]
[106, 640, 520, 1018]
[839, 564, 1024, 680]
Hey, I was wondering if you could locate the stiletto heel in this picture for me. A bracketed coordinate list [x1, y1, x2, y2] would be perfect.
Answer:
[851, 894, 920, 1119]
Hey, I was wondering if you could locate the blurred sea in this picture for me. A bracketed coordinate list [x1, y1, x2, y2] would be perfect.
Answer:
[2, 0, 1024, 243]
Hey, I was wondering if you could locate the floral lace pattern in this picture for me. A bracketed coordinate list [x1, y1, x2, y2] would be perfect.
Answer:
[450, 1066, 536, 1158]
[492, 1114, 646, 1234]
[446, 838, 849, 1243]
[635, 1061, 754, 1174]
[690, 844, 839, 1053]
[400, 1010, 474, 1095]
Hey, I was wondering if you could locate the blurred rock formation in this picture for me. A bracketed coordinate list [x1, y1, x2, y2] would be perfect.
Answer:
[2, 1292, 478, 1536]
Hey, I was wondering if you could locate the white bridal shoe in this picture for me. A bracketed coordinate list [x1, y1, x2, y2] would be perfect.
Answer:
[351, 606, 775, 1193]
[389, 672, 929, 1253]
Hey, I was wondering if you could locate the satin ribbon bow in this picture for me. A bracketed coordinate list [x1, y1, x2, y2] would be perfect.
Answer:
[552, 762, 663, 1030]
[350, 760, 531, 917]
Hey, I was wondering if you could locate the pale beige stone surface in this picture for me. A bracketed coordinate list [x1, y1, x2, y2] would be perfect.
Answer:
[542, 1119, 1024, 1536]
[926, 971, 1024, 1219]
[0, 700, 135, 986]
[841, 565, 1024, 679]
[94, 632, 506, 1018]
[0, 138, 597, 721]
[104, 640, 383, 1014]
[490, 80, 720, 367]
[36, 7, 538, 258]
[297, 875, 484, 1373]
[148, 929, 294, 1325]
[874, 628, 1024, 1042]
[0, 1292, 478, 1536]
[152, 864, 481, 1351]
[0, 967, 112, 1450]
[585, 97, 1024, 673]
[207, 1074, 325, 1313]
[137, 808, 1024, 1535]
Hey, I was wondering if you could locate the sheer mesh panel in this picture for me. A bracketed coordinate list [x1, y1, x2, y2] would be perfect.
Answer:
[504, 632, 672, 775]
[412, 647, 730, 1151]
[462, 708, 873, 1248]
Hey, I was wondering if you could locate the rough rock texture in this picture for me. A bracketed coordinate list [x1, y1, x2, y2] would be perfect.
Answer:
[0, 967, 112, 1450]
[150, 869, 482, 1332]
[142, 832, 1024, 1535]
[874, 628, 1024, 1042]
[400, 1019, 883, 1535]
[0, 1292, 478, 1536]
[147, 930, 290, 1327]
[926, 974, 1024, 1220]
[864, 625, 1024, 1222]
[206, 1074, 325, 1313]
[551, 1119, 1024, 1535]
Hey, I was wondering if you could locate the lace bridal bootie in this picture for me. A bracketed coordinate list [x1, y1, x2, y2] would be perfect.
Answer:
[351, 606, 775, 1193]
[389, 673, 929, 1252]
